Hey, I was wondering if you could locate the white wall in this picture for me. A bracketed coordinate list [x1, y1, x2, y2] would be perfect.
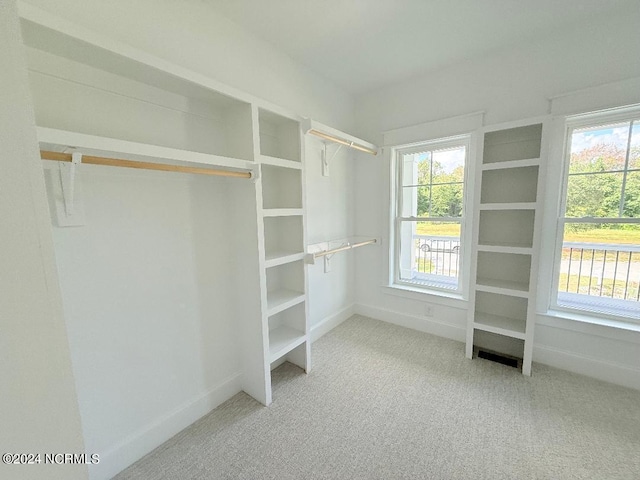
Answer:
[42, 166, 245, 479]
[353, 11, 640, 389]
[0, 1, 87, 479]
[305, 136, 357, 335]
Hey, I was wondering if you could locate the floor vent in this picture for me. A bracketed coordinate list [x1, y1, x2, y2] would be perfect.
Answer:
[477, 349, 520, 369]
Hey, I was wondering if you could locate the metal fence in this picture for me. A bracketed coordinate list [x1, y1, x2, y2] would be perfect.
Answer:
[413, 235, 460, 278]
[559, 242, 640, 301]
[411, 237, 640, 303]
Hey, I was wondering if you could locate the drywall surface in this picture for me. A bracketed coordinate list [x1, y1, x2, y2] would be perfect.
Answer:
[305, 136, 356, 330]
[0, 1, 88, 479]
[43, 167, 244, 479]
[353, 10, 640, 388]
[20, 0, 354, 133]
[355, 10, 640, 140]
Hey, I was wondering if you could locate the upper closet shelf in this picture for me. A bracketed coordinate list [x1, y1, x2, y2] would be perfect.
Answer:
[38, 128, 255, 174]
[302, 118, 378, 156]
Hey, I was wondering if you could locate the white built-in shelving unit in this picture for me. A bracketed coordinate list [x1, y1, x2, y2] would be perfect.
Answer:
[19, 5, 310, 407]
[466, 121, 547, 375]
[255, 107, 310, 399]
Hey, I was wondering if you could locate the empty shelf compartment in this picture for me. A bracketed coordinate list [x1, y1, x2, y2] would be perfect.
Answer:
[478, 210, 535, 249]
[264, 216, 304, 261]
[268, 302, 306, 361]
[480, 166, 539, 204]
[266, 261, 305, 315]
[483, 124, 542, 164]
[476, 251, 531, 293]
[261, 164, 303, 209]
[259, 109, 300, 162]
[474, 291, 527, 338]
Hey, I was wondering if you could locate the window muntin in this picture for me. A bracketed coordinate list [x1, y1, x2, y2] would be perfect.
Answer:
[394, 137, 469, 292]
[554, 115, 640, 320]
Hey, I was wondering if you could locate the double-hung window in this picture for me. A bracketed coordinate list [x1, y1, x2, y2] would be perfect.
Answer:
[393, 136, 469, 293]
[553, 109, 640, 320]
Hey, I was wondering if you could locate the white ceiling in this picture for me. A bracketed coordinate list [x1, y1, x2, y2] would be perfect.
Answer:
[203, 0, 638, 95]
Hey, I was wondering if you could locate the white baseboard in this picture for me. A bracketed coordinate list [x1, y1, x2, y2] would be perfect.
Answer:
[310, 304, 355, 342]
[354, 303, 466, 342]
[533, 345, 640, 391]
[90, 372, 243, 480]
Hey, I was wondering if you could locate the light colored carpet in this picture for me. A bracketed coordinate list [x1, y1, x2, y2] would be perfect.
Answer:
[115, 315, 640, 479]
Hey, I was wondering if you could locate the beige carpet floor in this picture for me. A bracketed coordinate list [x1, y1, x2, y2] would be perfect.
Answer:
[115, 315, 640, 479]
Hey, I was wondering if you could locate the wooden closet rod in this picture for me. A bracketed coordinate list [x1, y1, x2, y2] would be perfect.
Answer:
[40, 150, 252, 179]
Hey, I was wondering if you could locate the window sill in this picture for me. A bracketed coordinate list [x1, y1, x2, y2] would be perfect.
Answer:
[383, 284, 467, 309]
[538, 309, 640, 340]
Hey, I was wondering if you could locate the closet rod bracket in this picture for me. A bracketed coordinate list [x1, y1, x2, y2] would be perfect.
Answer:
[56, 148, 86, 227]
[251, 163, 261, 183]
[321, 143, 343, 177]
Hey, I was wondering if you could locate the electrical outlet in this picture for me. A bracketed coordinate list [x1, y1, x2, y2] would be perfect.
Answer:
[424, 304, 434, 317]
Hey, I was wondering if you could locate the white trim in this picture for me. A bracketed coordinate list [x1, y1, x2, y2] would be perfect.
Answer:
[354, 303, 466, 342]
[382, 284, 467, 309]
[546, 105, 640, 319]
[90, 372, 242, 480]
[309, 304, 355, 342]
[533, 344, 640, 391]
[548, 77, 640, 117]
[383, 111, 484, 147]
[538, 311, 640, 338]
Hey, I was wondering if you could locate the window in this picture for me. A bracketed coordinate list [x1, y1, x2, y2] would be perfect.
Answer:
[553, 109, 640, 320]
[393, 136, 469, 293]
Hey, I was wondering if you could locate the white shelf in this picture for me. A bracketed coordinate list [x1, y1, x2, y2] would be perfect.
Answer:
[473, 312, 526, 339]
[269, 326, 306, 362]
[38, 127, 253, 172]
[479, 202, 537, 211]
[482, 158, 539, 171]
[262, 209, 303, 218]
[477, 243, 532, 255]
[267, 289, 305, 317]
[265, 251, 306, 268]
[258, 155, 302, 170]
[475, 278, 530, 298]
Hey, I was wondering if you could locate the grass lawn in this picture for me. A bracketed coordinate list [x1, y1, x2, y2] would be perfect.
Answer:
[559, 273, 639, 301]
[564, 227, 640, 244]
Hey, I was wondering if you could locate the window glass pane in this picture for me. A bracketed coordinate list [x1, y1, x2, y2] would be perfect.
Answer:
[398, 221, 461, 289]
[430, 183, 464, 217]
[566, 172, 623, 218]
[630, 121, 640, 169]
[400, 186, 429, 217]
[559, 223, 640, 305]
[569, 122, 629, 173]
[623, 171, 640, 218]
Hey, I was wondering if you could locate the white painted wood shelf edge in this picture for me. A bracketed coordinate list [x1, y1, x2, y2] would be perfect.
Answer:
[37, 127, 254, 172]
[268, 326, 306, 362]
[481, 158, 540, 170]
[473, 312, 526, 339]
[262, 209, 304, 218]
[479, 202, 537, 211]
[475, 279, 530, 298]
[258, 155, 303, 170]
[264, 252, 306, 269]
[267, 289, 305, 317]
[477, 244, 533, 254]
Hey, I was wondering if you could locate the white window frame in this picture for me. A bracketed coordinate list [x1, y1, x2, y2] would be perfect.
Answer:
[390, 134, 472, 296]
[549, 106, 640, 322]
